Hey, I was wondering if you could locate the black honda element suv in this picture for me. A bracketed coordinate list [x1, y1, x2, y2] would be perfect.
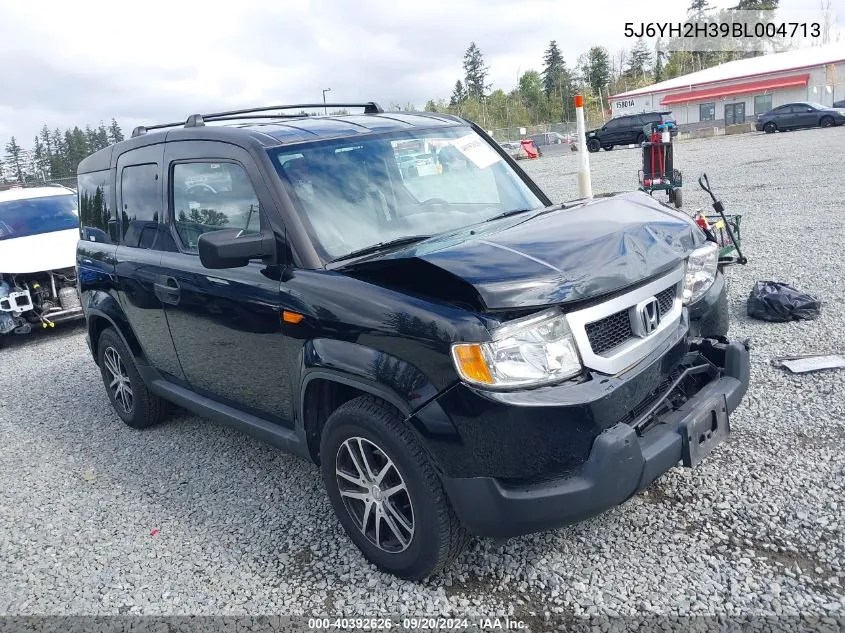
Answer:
[76, 102, 749, 580]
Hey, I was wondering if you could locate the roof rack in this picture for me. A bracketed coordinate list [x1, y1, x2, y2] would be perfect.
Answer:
[131, 102, 384, 138]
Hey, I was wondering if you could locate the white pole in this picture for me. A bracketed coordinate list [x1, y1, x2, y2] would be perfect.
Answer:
[575, 94, 593, 199]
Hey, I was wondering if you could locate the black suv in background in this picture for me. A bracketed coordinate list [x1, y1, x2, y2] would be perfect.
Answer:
[586, 111, 677, 152]
[76, 102, 748, 580]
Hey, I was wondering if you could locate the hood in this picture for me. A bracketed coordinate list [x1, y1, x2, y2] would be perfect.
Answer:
[346, 191, 704, 310]
[0, 229, 79, 274]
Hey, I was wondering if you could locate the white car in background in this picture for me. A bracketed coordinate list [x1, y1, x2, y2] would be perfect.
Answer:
[0, 185, 83, 344]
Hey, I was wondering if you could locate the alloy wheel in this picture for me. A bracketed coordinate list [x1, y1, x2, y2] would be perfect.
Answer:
[335, 436, 414, 553]
[103, 347, 133, 414]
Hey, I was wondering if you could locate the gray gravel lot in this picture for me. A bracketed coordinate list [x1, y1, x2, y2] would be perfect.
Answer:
[1, 127, 844, 625]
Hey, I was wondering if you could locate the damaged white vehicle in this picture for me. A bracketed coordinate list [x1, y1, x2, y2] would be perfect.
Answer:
[0, 185, 83, 343]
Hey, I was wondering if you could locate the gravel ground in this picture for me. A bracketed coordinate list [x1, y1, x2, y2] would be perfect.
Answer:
[1, 127, 844, 628]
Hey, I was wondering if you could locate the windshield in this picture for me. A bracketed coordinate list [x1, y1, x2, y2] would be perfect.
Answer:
[268, 126, 546, 262]
[0, 193, 79, 241]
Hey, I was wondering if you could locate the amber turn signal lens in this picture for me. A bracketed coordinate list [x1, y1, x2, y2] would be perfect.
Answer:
[282, 311, 304, 324]
[452, 343, 494, 385]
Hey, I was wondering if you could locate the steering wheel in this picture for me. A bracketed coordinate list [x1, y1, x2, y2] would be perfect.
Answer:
[419, 197, 451, 208]
[185, 183, 217, 197]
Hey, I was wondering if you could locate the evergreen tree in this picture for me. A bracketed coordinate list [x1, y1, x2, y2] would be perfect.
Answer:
[579, 46, 612, 96]
[108, 118, 124, 144]
[653, 39, 666, 82]
[462, 42, 490, 100]
[541, 40, 564, 96]
[450, 80, 466, 106]
[4, 137, 26, 183]
[688, 0, 711, 17]
[31, 136, 47, 181]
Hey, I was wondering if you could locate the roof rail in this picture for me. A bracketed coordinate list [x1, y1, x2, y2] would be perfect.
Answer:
[130, 102, 384, 137]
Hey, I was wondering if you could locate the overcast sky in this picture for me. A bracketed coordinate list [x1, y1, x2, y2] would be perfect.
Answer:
[1, 0, 842, 145]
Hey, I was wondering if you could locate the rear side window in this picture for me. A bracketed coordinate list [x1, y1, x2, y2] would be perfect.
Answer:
[120, 163, 161, 248]
[78, 170, 117, 243]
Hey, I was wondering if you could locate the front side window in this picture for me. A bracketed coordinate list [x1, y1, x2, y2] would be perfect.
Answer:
[699, 102, 716, 121]
[269, 126, 545, 262]
[171, 162, 262, 251]
[0, 192, 78, 241]
[120, 163, 161, 248]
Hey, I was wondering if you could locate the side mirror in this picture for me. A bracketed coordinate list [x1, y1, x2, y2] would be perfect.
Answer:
[197, 229, 275, 269]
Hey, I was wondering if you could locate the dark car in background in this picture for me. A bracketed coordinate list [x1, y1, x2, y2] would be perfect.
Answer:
[529, 132, 572, 146]
[586, 111, 677, 152]
[755, 102, 845, 133]
[834, 99, 845, 109]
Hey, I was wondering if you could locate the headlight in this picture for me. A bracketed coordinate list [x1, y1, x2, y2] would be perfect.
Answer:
[683, 242, 719, 305]
[451, 308, 582, 388]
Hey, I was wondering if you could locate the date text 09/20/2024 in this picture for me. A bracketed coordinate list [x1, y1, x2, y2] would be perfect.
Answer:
[624, 21, 821, 39]
[307, 617, 528, 630]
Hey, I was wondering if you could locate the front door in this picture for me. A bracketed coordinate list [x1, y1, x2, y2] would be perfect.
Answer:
[725, 103, 745, 125]
[159, 141, 295, 425]
[792, 104, 817, 128]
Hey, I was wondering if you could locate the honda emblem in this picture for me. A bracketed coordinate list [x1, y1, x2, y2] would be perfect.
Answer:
[632, 297, 661, 337]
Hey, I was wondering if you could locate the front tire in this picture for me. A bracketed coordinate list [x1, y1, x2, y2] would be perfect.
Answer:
[763, 122, 777, 134]
[820, 116, 835, 128]
[320, 396, 469, 580]
[586, 138, 601, 152]
[673, 188, 683, 209]
[97, 328, 167, 429]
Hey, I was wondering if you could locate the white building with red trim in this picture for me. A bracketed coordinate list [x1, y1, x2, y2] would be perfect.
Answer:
[608, 44, 845, 128]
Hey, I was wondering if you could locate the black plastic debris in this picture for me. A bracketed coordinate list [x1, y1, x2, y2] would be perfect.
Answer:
[747, 281, 821, 323]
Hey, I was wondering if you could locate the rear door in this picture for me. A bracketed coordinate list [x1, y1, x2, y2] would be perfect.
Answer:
[771, 104, 796, 128]
[113, 145, 185, 381]
[159, 140, 295, 425]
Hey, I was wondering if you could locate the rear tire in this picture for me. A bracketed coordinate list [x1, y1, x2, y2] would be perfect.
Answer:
[820, 116, 834, 128]
[763, 122, 777, 134]
[636, 133, 646, 145]
[97, 328, 167, 429]
[320, 396, 469, 580]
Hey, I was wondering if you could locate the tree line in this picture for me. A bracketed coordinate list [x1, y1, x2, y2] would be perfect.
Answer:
[424, 0, 786, 129]
[1, 119, 124, 185]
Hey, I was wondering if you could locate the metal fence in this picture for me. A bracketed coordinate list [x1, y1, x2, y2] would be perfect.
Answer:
[0, 176, 78, 192]
[486, 119, 607, 143]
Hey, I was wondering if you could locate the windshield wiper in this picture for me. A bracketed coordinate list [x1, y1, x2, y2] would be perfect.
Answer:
[330, 235, 432, 263]
[484, 208, 535, 222]
[485, 203, 568, 224]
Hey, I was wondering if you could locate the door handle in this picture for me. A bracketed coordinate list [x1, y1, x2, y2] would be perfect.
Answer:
[154, 275, 181, 305]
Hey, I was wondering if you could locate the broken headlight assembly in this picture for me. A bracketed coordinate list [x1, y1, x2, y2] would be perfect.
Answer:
[451, 308, 582, 388]
[683, 242, 719, 305]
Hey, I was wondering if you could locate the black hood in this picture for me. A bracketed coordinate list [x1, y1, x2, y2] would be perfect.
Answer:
[344, 191, 705, 310]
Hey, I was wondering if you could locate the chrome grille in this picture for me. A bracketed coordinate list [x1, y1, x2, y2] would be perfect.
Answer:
[584, 283, 679, 356]
[565, 265, 686, 376]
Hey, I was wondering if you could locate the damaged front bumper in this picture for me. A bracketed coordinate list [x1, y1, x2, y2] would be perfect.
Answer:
[437, 336, 750, 539]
